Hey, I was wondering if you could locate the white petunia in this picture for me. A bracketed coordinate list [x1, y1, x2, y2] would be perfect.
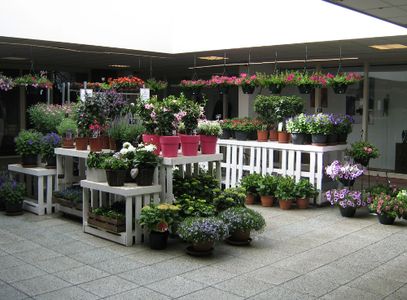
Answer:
[120, 148, 129, 155]
[122, 142, 132, 149]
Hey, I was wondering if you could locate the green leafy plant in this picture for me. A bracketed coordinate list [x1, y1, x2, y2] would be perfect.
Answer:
[139, 203, 181, 232]
[175, 195, 216, 218]
[275, 176, 296, 200]
[326, 72, 362, 86]
[133, 143, 160, 168]
[219, 207, 266, 233]
[370, 193, 405, 218]
[254, 95, 276, 128]
[101, 156, 129, 170]
[333, 115, 354, 135]
[155, 95, 182, 136]
[14, 73, 53, 89]
[347, 141, 379, 161]
[229, 118, 257, 133]
[197, 120, 222, 136]
[286, 113, 311, 134]
[15, 129, 42, 156]
[145, 78, 168, 92]
[28, 103, 73, 134]
[0, 180, 25, 204]
[213, 188, 246, 211]
[256, 72, 287, 87]
[294, 179, 318, 199]
[91, 207, 125, 220]
[240, 173, 263, 195]
[87, 152, 113, 169]
[307, 113, 331, 135]
[179, 95, 203, 134]
[57, 118, 78, 138]
[173, 170, 220, 201]
[40, 132, 61, 160]
[53, 186, 82, 204]
[258, 174, 277, 196]
[177, 216, 229, 244]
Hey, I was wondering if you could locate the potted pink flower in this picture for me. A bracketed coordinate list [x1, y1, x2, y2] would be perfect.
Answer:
[326, 72, 363, 94]
[235, 73, 257, 94]
[207, 75, 237, 95]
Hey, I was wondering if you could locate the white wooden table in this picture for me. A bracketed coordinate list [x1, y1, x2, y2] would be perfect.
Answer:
[80, 180, 161, 246]
[8, 164, 57, 215]
[159, 153, 223, 203]
[217, 140, 347, 204]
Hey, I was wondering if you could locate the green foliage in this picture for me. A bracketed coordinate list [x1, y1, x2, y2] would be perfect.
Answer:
[145, 78, 168, 92]
[0, 180, 25, 204]
[15, 129, 42, 156]
[240, 173, 263, 194]
[213, 187, 246, 211]
[91, 207, 125, 220]
[370, 193, 406, 218]
[229, 118, 258, 132]
[28, 103, 73, 134]
[173, 170, 220, 201]
[294, 179, 318, 199]
[155, 95, 182, 135]
[175, 195, 216, 218]
[57, 118, 77, 137]
[133, 144, 160, 168]
[177, 216, 229, 244]
[256, 72, 287, 87]
[219, 207, 266, 233]
[108, 117, 144, 143]
[286, 113, 311, 134]
[275, 176, 296, 200]
[139, 203, 181, 232]
[87, 152, 113, 169]
[179, 95, 203, 134]
[307, 113, 331, 135]
[347, 141, 379, 161]
[258, 174, 277, 196]
[40, 133, 61, 160]
[254, 95, 276, 127]
[197, 120, 222, 137]
[101, 156, 129, 170]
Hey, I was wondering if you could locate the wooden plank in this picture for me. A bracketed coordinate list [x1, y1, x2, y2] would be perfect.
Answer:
[238, 146, 244, 182]
[295, 150, 302, 182]
[287, 150, 295, 177]
[249, 147, 255, 173]
[231, 145, 237, 187]
[309, 152, 316, 185]
[225, 145, 231, 188]
[134, 195, 142, 244]
[281, 150, 287, 176]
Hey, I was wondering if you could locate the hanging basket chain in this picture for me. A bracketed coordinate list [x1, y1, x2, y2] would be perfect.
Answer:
[192, 55, 198, 80]
[303, 45, 308, 73]
[337, 46, 343, 75]
[222, 52, 227, 76]
[273, 51, 278, 74]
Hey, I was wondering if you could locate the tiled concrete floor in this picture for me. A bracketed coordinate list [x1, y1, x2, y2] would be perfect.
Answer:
[0, 206, 406, 299]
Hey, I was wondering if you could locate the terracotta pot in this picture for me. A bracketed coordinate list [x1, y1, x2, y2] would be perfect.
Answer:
[200, 135, 217, 154]
[75, 137, 88, 150]
[278, 131, 290, 143]
[101, 136, 110, 149]
[279, 200, 292, 210]
[269, 129, 278, 141]
[296, 198, 309, 209]
[160, 136, 180, 157]
[180, 135, 200, 156]
[260, 195, 274, 207]
[142, 134, 161, 155]
[245, 194, 255, 205]
[192, 241, 214, 252]
[89, 137, 103, 152]
[62, 138, 75, 148]
[257, 130, 268, 142]
[231, 229, 251, 242]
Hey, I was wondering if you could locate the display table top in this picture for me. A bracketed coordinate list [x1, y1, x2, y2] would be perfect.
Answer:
[55, 148, 113, 159]
[80, 180, 161, 197]
[8, 164, 57, 176]
[161, 153, 223, 166]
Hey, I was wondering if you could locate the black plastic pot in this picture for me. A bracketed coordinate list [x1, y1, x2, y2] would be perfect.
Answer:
[268, 84, 283, 94]
[0, 197, 5, 211]
[135, 166, 155, 186]
[298, 84, 314, 94]
[378, 214, 395, 225]
[150, 230, 168, 250]
[339, 178, 355, 187]
[191, 88, 201, 97]
[220, 129, 231, 139]
[235, 131, 248, 141]
[354, 157, 370, 167]
[218, 86, 229, 95]
[337, 133, 348, 144]
[248, 131, 257, 141]
[333, 84, 348, 94]
[327, 134, 338, 145]
[339, 206, 356, 218]
[106, 169, 127, 186]
[311, 134, 327, 146]
[5, 201, 24, 216]
[291, 133, 309, 145]
[242, 85, 255, 94]
[46, 157, 56, 168]
[21, 155, 38, 167]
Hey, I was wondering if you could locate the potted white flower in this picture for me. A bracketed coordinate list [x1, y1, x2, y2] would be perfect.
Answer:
[197, 120, 222, 154]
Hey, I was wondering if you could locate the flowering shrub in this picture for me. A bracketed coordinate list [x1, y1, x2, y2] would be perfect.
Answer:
[286, 113, 311, 134]
[256, 72, 287, 87]
[28, 103, 73, 134]
[179, 96, 204, 134]
[119, 142, 137, 161]
[326, 189, 370, 208]
[347, 141, 379, 161]
[40, 133, 61, 161]
[294, 71, 326, 87]
[14, 72, 53, 89]
[15, 130, 42, 156]
[89, 120, 103, 138]
[370, 192, 405, 218]
[334, 114, 354, 135]
[307, 113, 331, 135]
[197, 120, 222, 136]
[108, 76, 144, 90]
[212, 187, 246, 211]
[234, 73, 257, 87]
[0, 74, 14, 91]
[139, 203, 180, 232]
[136, 96, 158, 134]
[57, 118, 77, 138]
[219, 207, 266, 233]
[180, 79, 208, 89]
[178, 216, 229, 244]
[326, 72, 363, 86]
[325, 160, 364, 181]
[154, 95, 183, 136]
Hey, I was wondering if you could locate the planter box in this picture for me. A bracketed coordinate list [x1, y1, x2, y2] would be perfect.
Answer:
[88, 212, 125, 233]
[53, 197, 82, 211]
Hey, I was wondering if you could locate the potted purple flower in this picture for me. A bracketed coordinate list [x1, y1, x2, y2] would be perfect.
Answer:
[326, 188, 371, 217]
[0, 74, 14, 91]
[325, 160, 364, 187]
[40, 133, 61, 168]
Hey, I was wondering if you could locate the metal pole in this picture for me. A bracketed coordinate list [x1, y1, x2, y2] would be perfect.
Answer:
[315, 64, 321, 113]
[67, 82, 71, 104]
[362, 62, 369, 141]
[62, 83, 65, 104]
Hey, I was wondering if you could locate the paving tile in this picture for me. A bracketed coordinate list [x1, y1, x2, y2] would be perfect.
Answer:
[11, 274, 71, 296]
[0, 264, 46, 283]
[178, 286, 243, 300]
[250, 286, 316, 300]
[125, 248, 178, 265]
[321, 286, 382, 300]
[33, 286, 98, 300]
[308, 264, 361, 285]
[79, 275, 138, 298]
[33, 256, 84, 273]
[118, 265, 175, 285]
[49, 240, 97, 255]
[0, 281, 28, 300]
[103, 244, 144, 256]
[68, 248, 122, 264]
[0, 240, 41, 254]
[14, 247, 63, 264]
[146, 276, 206, 298]
[55, 265, 110, 285]
[0, 254, 26, 269]
[181, 266, 235, 285]
[104, 286, 171, 300]
[348, 273, 405, 297]
[248, 265, 301, 285]
[92, 256, 145, 274]
[385, 285, 407, 300]
[279, 273, 341, 297]
[214, 275, 271, 298]
[212, 257, 266, 274]
[0, 231, 25, 244]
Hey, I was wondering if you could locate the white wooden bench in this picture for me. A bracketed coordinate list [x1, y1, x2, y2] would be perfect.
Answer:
[8, 164, 57, 215]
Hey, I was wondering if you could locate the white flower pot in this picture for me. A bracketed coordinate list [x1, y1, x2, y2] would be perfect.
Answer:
[86, 168, 107, 182]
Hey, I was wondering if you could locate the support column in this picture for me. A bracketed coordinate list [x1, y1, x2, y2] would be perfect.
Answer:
[238, 87, 250, 118]
[314, 64, 321, 113]
[222, 94, 228, 119]
[362, 62, 369, 141]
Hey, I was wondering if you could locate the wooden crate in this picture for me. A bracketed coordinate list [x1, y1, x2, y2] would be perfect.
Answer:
[88, 212, 125, 233]
[53, 197, 82, 211]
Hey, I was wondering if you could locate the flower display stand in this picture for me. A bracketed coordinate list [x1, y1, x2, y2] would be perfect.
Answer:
[7, 164, 57, 215]
[217, 140, 347, 205]
[159, 153, 223, 203]
[80, 180, 161, 246]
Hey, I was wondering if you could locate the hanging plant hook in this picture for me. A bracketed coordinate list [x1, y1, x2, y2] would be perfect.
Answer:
[337, 46, 343, 75]
[247, 50, 251, 75]
[222, 52, 227, 76]
[192, 55, 198, 80]
[303, 45, 308, 73]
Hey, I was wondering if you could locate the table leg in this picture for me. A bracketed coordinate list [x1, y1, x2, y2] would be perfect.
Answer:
[82, 188, 89, 231]
[46, 175, 53, 214]
[125, 197, 133, 246]
[37, 177, 44, 215]
[166, 167, 174, 203]
[134, 195, 142, 244]
[216, 161, 221, 188]
[160, 165, 166, 202]
[56, 154, 62, 191]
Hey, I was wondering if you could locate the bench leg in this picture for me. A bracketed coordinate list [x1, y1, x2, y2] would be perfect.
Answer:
[46, 175, 53, 214]
[37, 177, 45, 215]
[134, 195, 142, 244]
[83, 188, 89, 231]
[125, 197, 133, 246]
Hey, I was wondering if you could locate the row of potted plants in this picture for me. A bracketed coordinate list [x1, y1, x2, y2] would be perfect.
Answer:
[179, 71, 362, 95]
[240, 173, 319, 209]
[53, 186, 82, 211]
[0, 72, 53, 91]
[69, 78, 168, 93]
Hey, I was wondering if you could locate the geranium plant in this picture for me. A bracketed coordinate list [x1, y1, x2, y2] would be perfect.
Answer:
[326, 188, 370, 208]
[325, 160, 364, 182]
[139, 203, 180, 232]
[219, 207, 266, 234]
[294, 71, 326, 87]
[108, 76, 144, 90]
[0, 73, 14, 91]
[326, 72, 363, 86]
[234, 73, 257, 87]
[370, 192, 405, 218]
[177, 216, 229, 244]
[89, 119, 103, 138]
[197, 120, 222, 136]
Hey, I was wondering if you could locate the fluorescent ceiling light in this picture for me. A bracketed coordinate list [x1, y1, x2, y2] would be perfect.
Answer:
[1, 56, 27, 60]
[198, 56, 227, 61]
[108, 64, 130, 68]
[369, 44, 407, 50]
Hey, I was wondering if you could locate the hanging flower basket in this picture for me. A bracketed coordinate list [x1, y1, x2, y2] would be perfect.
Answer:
[298, 84, 314, 94]
[242, 85, 255, 94]
[268, 84, 283, 94]
[332, 83, 348, 94]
